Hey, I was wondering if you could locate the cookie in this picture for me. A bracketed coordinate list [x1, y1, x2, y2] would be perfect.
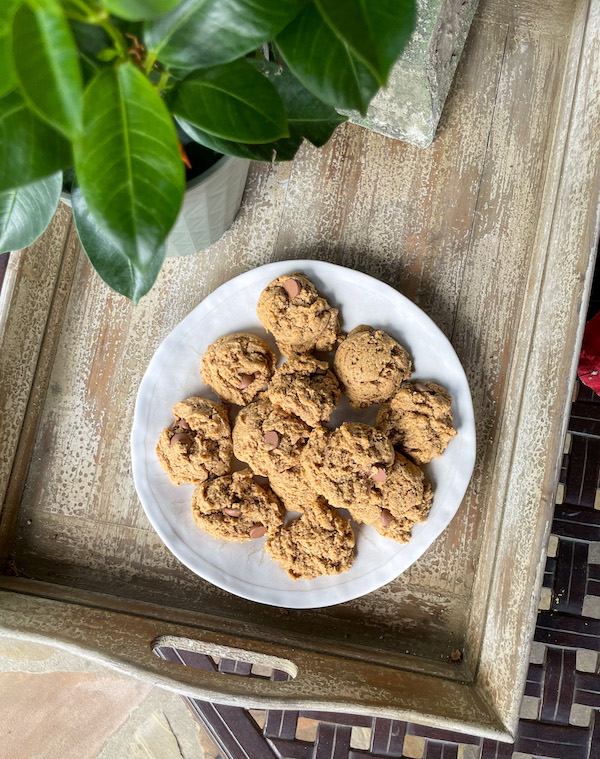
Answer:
[267, 354, 341, 427]
[300, 422, 394, 524]
[373, 512, 419, 544]
[333, 325, 412, 409]
[376, 381, 456, 464]
[201, 332, 277, 406]
[256, 273, 340, 355]
[192, 468, 284, 542]
[232, 394, 311, 476]
[268, 466, 320, 512]
[266, 500, 355, 580]
[156, 397, 232, 486]
[374, 452, 433, 521]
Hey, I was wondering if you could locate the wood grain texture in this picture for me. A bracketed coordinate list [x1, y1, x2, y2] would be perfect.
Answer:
[1, 0, 599, 739]
[0, 206, 77, 560]
[472, 0, 600, 731]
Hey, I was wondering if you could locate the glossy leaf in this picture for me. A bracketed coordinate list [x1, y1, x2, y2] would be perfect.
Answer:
[72, 183, 165, 304]
[168, 59, 288, 144]
[144, 0, 306, 70]
[178, 63, 347, 162]
[0, 171, 61, 252]
[74, 63, 184, 271]
[276, 2, 379, 114]
[104, 0, 181, 21]
[0, 91, 72, 192]
[259, 61, 347, 148]
[69, 19, 110, 82]
[0, 0, 20, 98]
[314, 0, 415, 84]
[177, 118, 275, 161]
[12, 0, 83, 137]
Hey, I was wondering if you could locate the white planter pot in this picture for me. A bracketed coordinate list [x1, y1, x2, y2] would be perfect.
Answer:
[166, 155, 250, 257]
[61, 154, 250, 258]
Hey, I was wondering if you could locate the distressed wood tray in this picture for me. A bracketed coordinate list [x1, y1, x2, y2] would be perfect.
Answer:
[0, 0, 599, 741]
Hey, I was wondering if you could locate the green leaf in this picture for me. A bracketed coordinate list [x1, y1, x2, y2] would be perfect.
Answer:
[72, 183, 165, 304]
[314, 0, 415, 84]
[258, 61, 347, 148]
[0, 171, 61, 252]
[177, 63, 347, 162]
[12, 0, 83, 137]
[144, 0, 307, 70]
[276, 2, 379, 114]
[68, 19, 110, 83]
[0, 0, 20, 98]
[0, 91, 72, 192]
[97, 48, 119, 61]
[177, 118, 275, 161]
[74, 63, 184, 271]
[168, 59, 288, 144]
[104, 0, 181, 22]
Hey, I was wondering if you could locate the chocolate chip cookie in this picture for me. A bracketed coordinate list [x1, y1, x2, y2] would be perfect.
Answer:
[192, 468, 284, 542]
[257, 274, 340, 355]
[201, 332, 277, 406]
[266, 500, 355, 580]
[333, 325, 412, 409]
[267, 466, 320, 512]
[374, 512, 419, 544]
[156, 397, 232, 486]
[267, 354, 340, 427]
[376, 381, 456, 464]
[232, 394, 311, 476]
[374, 452, 433, 521]
[300, 422, 394, 524]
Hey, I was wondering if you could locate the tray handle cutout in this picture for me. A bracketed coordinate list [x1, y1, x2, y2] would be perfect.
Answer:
[152, 634, 297, 682]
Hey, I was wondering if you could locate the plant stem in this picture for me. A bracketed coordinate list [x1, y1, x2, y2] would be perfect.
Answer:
[156, 69, 171, 92]
[98, 16, 128, 57]
[63, 9, 91, 22]
[63, 0, 94, 17]
[144, 51, 157, 75]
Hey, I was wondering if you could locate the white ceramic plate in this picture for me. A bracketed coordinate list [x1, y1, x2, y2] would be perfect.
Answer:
[131, 261, 476, 609]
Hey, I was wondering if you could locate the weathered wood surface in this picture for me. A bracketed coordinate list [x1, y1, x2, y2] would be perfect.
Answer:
[0, 0, 599, 738]
[0, 590, 506, 738]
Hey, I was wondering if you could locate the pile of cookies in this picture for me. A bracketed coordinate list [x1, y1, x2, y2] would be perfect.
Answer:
[156, 274, 456, 581]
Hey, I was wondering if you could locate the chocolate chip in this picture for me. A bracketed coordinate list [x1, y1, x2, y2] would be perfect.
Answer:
[380, 508, 394, 527]
[170, 432, 192, 448]
[178, 418, 190, 429]
[223, 508, 242, 517]
[238, 373, 255, 389]
[263, 431, 280, 450]
[249, 524, 267, 539]
[414, 382, 435, 394]
[283, 278, 301, 298]
[370, 466, 387, 483]
[370, 329, 378, 337]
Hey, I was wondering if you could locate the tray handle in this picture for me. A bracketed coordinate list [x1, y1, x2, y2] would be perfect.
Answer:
[0, 587, 510, 739]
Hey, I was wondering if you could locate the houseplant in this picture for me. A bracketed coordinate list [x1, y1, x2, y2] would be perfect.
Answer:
[0, 0, 416, 302]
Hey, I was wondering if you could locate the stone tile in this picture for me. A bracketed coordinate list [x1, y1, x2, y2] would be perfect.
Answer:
[519, 696, 540, 720]
[98, 689, 204, 759]
[0, 671, 150, 759]
[403, 734, 425, 758]
[576, 649, 598, 672]
[350, 725, 371, 749]
[0, 639, 55, 663]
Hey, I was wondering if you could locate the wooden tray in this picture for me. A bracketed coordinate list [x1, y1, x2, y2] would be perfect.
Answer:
[1, 0, 599, 741]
